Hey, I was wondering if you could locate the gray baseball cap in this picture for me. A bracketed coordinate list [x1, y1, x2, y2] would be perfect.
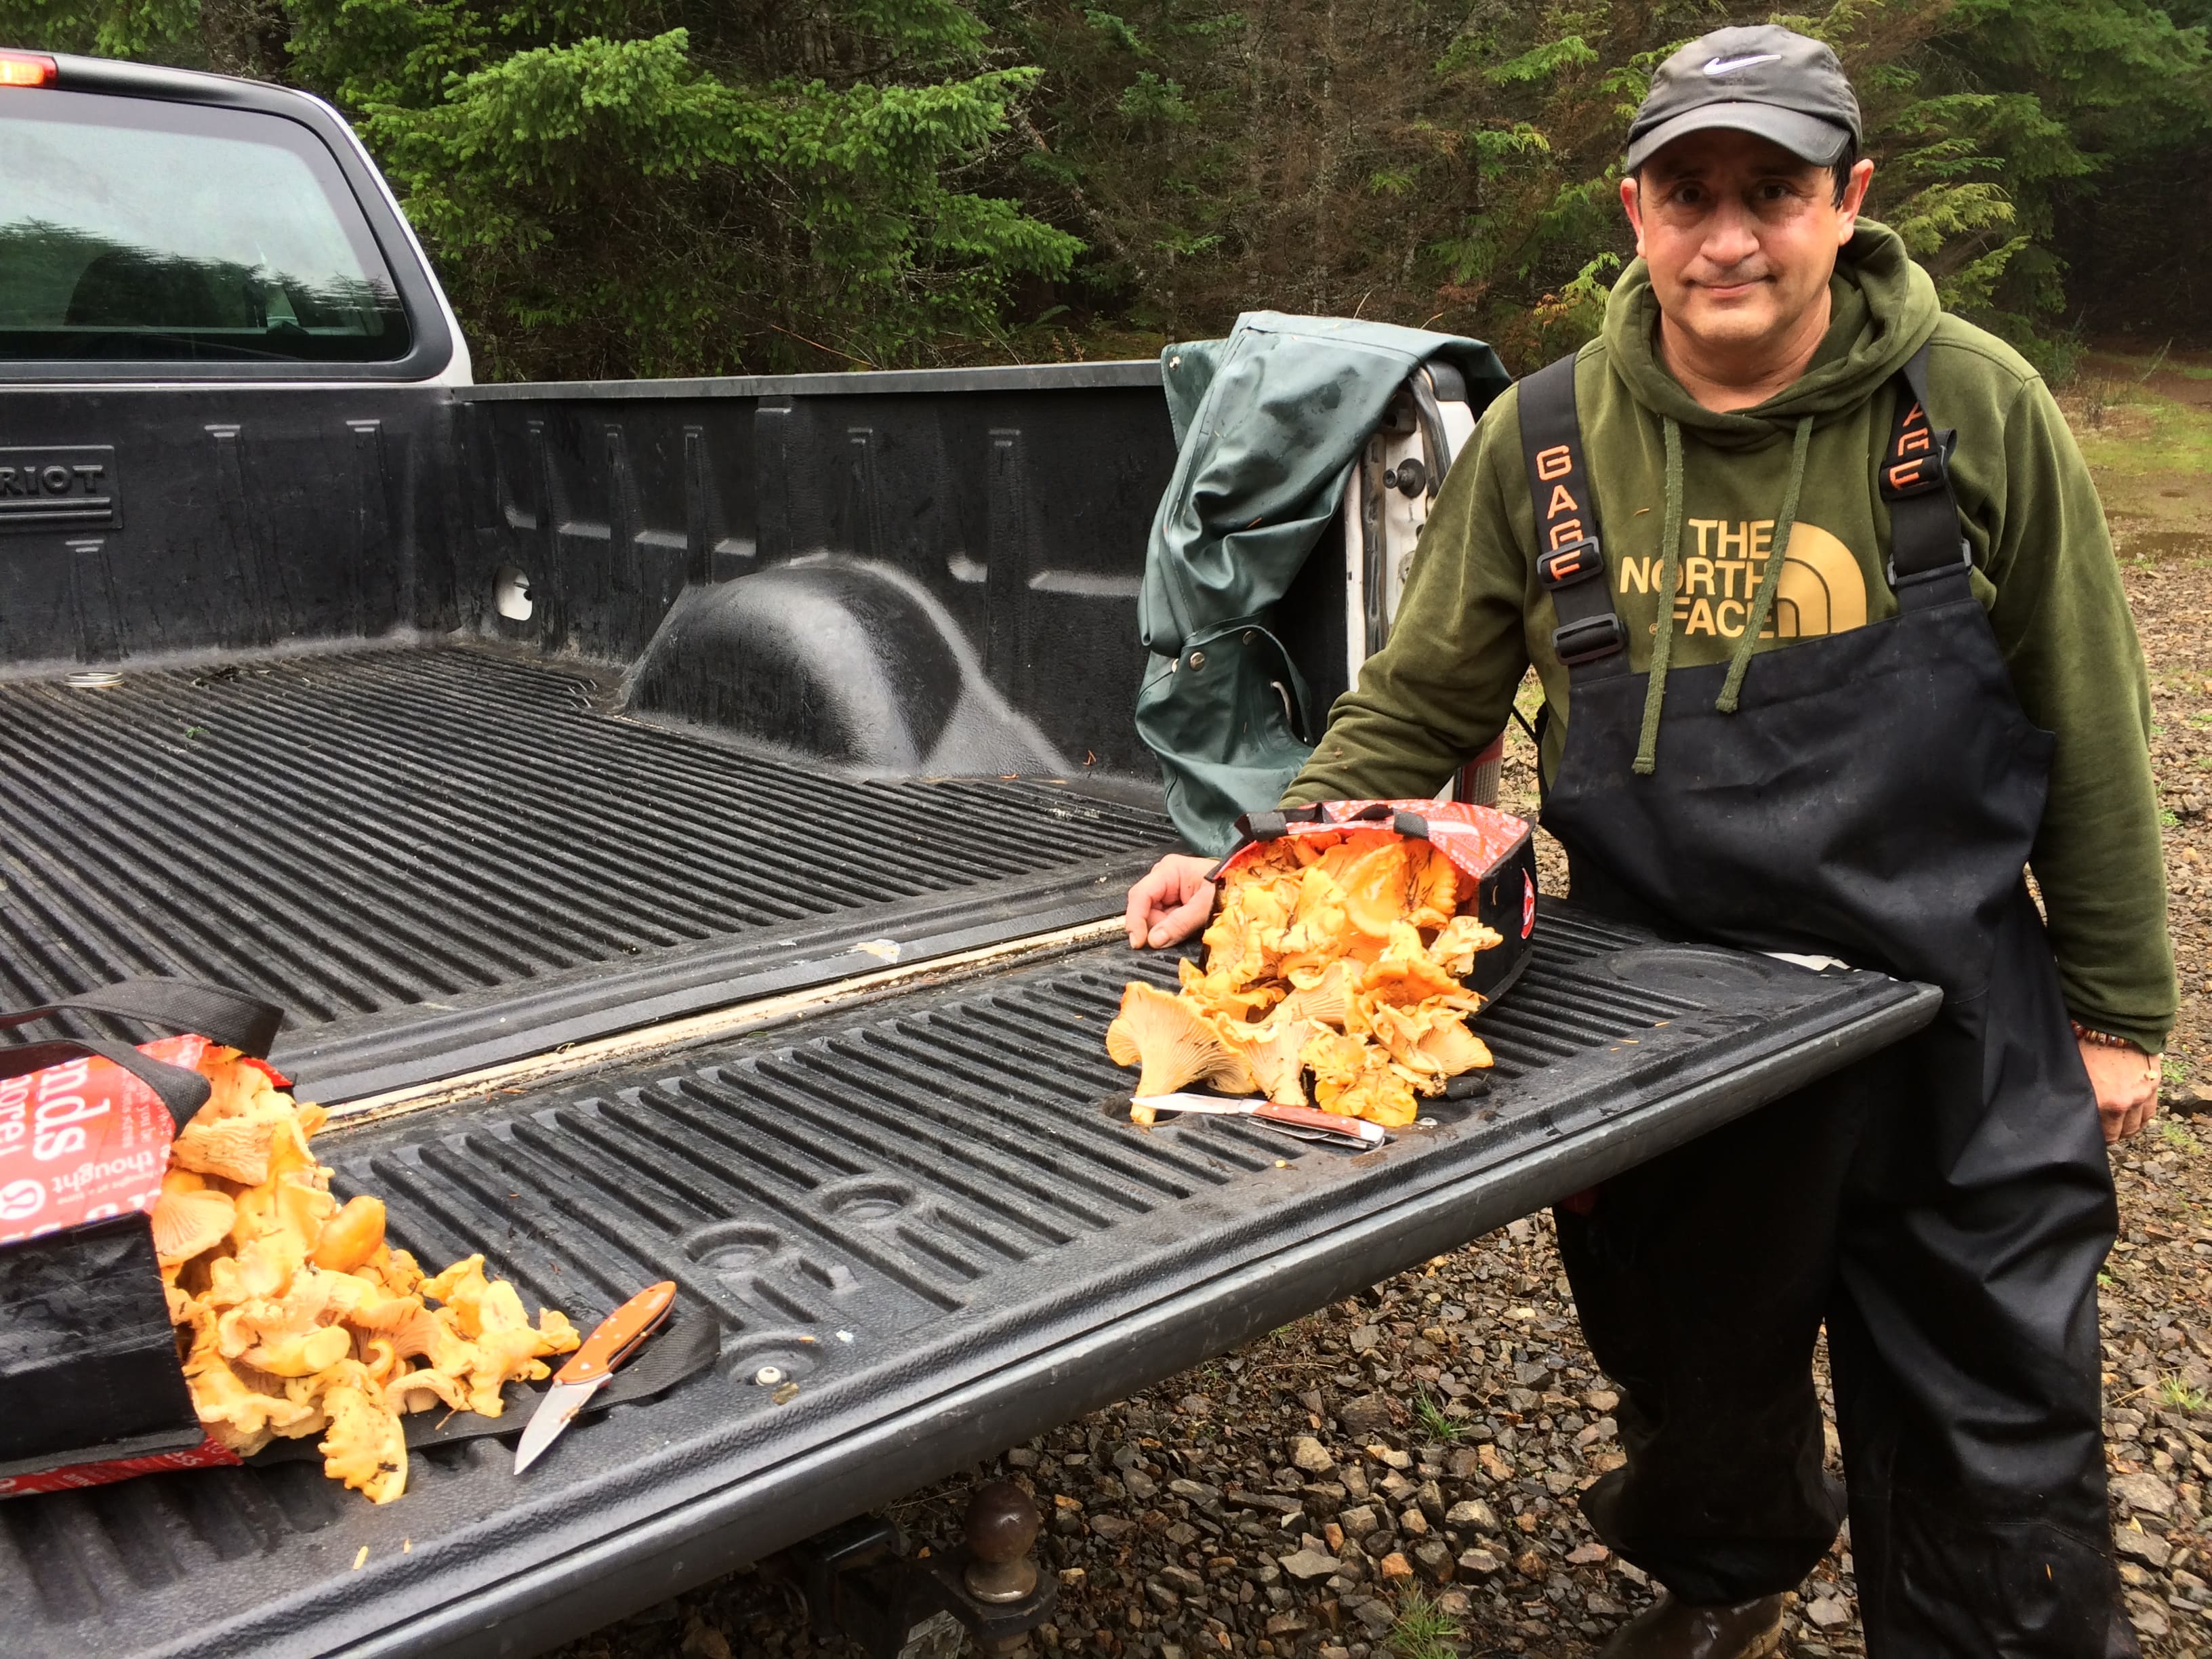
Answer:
[1624, 24, 1862, 173]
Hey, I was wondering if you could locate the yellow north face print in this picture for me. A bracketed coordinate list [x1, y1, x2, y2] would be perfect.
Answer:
[1613, 518, 1869, 640]
[1765, 523, 1868, 636]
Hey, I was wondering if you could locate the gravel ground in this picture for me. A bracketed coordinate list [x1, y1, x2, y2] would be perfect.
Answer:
[554, 426, 2212, 1659]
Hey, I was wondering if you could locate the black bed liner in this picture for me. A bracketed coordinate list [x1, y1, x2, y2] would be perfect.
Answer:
[0, 905, 1938, 1659]
[0, 644, 1170, 1101]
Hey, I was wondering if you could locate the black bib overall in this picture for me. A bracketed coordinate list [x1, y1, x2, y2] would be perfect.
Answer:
[1517, 350, 2130, 1654]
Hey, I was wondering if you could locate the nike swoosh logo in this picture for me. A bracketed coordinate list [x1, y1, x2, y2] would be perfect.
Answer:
[1703, 52, 1780, 75]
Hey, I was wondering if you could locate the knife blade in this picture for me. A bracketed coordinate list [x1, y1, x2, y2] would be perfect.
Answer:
[1132, 1093, 1390, 1147]
[514, 1279, 677, 1475]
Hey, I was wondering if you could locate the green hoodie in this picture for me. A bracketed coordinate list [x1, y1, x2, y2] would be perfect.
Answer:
[1284, 222, 2177, 1052]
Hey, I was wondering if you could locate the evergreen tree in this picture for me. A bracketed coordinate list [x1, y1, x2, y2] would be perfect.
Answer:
[5, 0, 2209, 371]
[0, 0, 1082, 377]
[991, 0, 2212, 365]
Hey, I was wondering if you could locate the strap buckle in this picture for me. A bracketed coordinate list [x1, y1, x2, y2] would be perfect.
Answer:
[1887, 537, 1974, 592]
[1879, 436, 1954, 500]
[1554, 613, 1628, 666]
[1538, 536, 1604, 589]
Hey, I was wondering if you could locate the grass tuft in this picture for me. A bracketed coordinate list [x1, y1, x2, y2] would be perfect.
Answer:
[1412, 1387, 1463, 1444]
[2160, 1374, 2210, 1414]
[1390, 1589, 1463, 1659]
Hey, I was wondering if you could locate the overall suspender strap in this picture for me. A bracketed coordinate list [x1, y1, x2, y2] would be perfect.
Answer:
[1518, 342, 1970, 682]
[1518, 354, 1630, 677]
[1881, 343, 1971, 605]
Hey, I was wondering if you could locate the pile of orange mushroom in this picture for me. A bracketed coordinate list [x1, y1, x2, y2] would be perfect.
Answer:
[152, 1050, 579, 1503]
[1107, 829, 1500, 1128]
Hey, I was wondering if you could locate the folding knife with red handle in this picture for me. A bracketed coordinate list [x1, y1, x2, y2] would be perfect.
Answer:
[1133, 1092, 1390, 1147]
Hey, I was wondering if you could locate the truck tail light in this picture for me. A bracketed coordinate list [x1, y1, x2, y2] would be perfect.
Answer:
[0, 52, 56, 87]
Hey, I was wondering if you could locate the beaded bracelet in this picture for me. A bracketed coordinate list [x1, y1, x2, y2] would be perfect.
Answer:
[2072, 1023, 2164, 1087]
[2071, 1021, 2137, 1050]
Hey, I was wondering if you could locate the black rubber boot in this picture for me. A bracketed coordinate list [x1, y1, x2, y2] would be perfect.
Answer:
[1596, 1593, 1786, 1659]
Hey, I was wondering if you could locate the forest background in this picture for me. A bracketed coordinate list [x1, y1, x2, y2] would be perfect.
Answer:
[6, 0, 2211, 383]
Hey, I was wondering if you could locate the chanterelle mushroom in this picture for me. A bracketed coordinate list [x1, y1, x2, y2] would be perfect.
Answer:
[1299, 1025, 1420, 1127]
[1417, 1015, 1494, 1077]
[1363, 998, 1494, 1084]
[1213, 1015, 1314, 1107]
[152, 1177, 237, 1268]
[1275, 958, 1357, 1030]
[1114, 817, 1511, 1130]
[1105, 983, 1256, 1120]
[1361, 922, 1483, 1013]
[1428, 914, 1504, 978]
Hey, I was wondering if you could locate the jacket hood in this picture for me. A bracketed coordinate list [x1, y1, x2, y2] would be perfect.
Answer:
[1599, 219, 1942, 448]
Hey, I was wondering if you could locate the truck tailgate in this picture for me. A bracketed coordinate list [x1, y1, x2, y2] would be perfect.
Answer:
[0, 907, 1938, 1659]
[0, 644, 1169, 1099]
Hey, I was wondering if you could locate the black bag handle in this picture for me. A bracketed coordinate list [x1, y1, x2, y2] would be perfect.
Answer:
[0, 981, 286, 1128]
[1209, 798, 1456, 878]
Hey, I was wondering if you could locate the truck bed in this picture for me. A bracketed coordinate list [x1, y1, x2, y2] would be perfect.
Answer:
[0, 643, 1170, 1100]
[0, 70, 1944, 1654]
[0, 908, 1938, 1659]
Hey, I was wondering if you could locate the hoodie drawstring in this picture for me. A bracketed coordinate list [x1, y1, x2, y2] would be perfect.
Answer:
[1717, 415, 1815, 714]
[1632, 418, 1685, 775]
[1633, 413, 1817, 773]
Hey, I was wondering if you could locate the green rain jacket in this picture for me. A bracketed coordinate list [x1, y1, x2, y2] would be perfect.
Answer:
[1284, 223, 2177, 1053]
[1136, 312, 1508, 854]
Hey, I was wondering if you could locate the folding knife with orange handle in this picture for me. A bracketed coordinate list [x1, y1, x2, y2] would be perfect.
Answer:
[513, 1279, 676, 1474]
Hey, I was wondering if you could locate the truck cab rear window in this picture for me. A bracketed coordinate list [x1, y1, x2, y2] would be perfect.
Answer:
[0, 91, 410, 363]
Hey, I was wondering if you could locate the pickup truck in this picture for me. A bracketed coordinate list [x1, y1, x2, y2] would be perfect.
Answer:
[0, 48, 1940, 1659]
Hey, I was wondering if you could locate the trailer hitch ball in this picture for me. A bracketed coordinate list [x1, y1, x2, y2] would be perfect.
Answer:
[962, 1479, 1042, 1605]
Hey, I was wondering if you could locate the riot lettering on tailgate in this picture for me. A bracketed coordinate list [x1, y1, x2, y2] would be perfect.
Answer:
[0, 446, 120, 531]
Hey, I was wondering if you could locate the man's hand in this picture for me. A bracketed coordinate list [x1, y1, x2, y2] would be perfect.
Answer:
[2081, 1039, 2160, 1144]
[1126, 854, 1218, 949]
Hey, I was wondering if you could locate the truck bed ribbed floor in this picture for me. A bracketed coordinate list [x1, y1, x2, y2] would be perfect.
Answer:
[0, 646, 1170, 1099]
[0, 914, 1939, 1659]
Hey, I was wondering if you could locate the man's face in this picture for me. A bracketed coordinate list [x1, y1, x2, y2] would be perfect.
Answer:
[1620, 130, 1872, 357]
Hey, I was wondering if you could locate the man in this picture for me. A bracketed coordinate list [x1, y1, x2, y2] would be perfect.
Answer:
[1125, 25, 2175, 1658]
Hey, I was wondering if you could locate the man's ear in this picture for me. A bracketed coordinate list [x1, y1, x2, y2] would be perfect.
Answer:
[1836, 157, 1875, 245]
[1620, 173, 1647, 258]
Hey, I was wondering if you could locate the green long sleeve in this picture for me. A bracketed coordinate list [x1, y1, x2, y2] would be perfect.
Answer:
[1973, 365, 2173, 1052]
[1282, 223, 2175, 1051]
[1282, 393, 1539, 804]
